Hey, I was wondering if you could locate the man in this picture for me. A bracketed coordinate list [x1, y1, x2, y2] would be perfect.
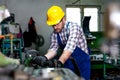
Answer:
[32, 5, 90, 80]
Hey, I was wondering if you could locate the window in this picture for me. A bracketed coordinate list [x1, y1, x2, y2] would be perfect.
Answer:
[0, 5, 10, 23]
[66, 8, 81, 26]
[66, 5, 100, 32]
[84, 8, 98, 31]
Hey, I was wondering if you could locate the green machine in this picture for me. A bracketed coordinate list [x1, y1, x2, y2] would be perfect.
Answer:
[24, 49, 40, 67]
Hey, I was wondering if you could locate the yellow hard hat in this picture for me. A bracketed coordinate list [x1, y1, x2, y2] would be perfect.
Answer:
[47, 5, 65, 26]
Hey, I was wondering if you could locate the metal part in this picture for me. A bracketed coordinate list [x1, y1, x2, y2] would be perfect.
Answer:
[0, 64, 83, 80]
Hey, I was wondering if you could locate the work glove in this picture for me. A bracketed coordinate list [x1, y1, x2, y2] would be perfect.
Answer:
[46, 59, 63, 68]
[31, 56, 48, 66]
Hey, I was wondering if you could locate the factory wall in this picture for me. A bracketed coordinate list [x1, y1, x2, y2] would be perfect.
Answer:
[0, 0, 108, 55]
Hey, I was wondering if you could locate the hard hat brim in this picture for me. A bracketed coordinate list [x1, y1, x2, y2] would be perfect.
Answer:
[47, 19, 60, 26]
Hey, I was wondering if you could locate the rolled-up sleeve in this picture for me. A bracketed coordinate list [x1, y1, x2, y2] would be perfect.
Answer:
[48, 33, 59, 53]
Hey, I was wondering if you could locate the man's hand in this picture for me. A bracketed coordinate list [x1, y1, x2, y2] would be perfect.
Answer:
[31, 56, 48, 66]
[46, 59, 63, 68]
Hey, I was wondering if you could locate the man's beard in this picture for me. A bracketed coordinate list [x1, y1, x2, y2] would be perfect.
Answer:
[55, 29, 62, 33]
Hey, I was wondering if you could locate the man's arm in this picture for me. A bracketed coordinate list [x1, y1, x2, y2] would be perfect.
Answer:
[45, 50, 56, 60]
[58, 50, 72, 64]
[45, 33, 58, 60]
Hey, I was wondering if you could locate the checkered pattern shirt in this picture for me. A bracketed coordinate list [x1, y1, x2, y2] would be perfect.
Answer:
[49, 21, 88, 54]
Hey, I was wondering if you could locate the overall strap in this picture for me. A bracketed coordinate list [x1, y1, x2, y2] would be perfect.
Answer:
[57, 33, 64, 48]
[66, 22, 70, 38]
[57, 22, 70, 47]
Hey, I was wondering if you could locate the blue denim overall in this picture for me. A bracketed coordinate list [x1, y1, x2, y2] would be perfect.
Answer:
[56, 23, 91, 80]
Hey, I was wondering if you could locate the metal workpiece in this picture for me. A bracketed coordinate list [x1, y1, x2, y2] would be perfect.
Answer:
[0, 64, 83, 80]
[32, 68, 83, 80]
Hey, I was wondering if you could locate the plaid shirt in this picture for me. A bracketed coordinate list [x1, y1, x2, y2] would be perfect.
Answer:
[49, 21, 88, 54]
